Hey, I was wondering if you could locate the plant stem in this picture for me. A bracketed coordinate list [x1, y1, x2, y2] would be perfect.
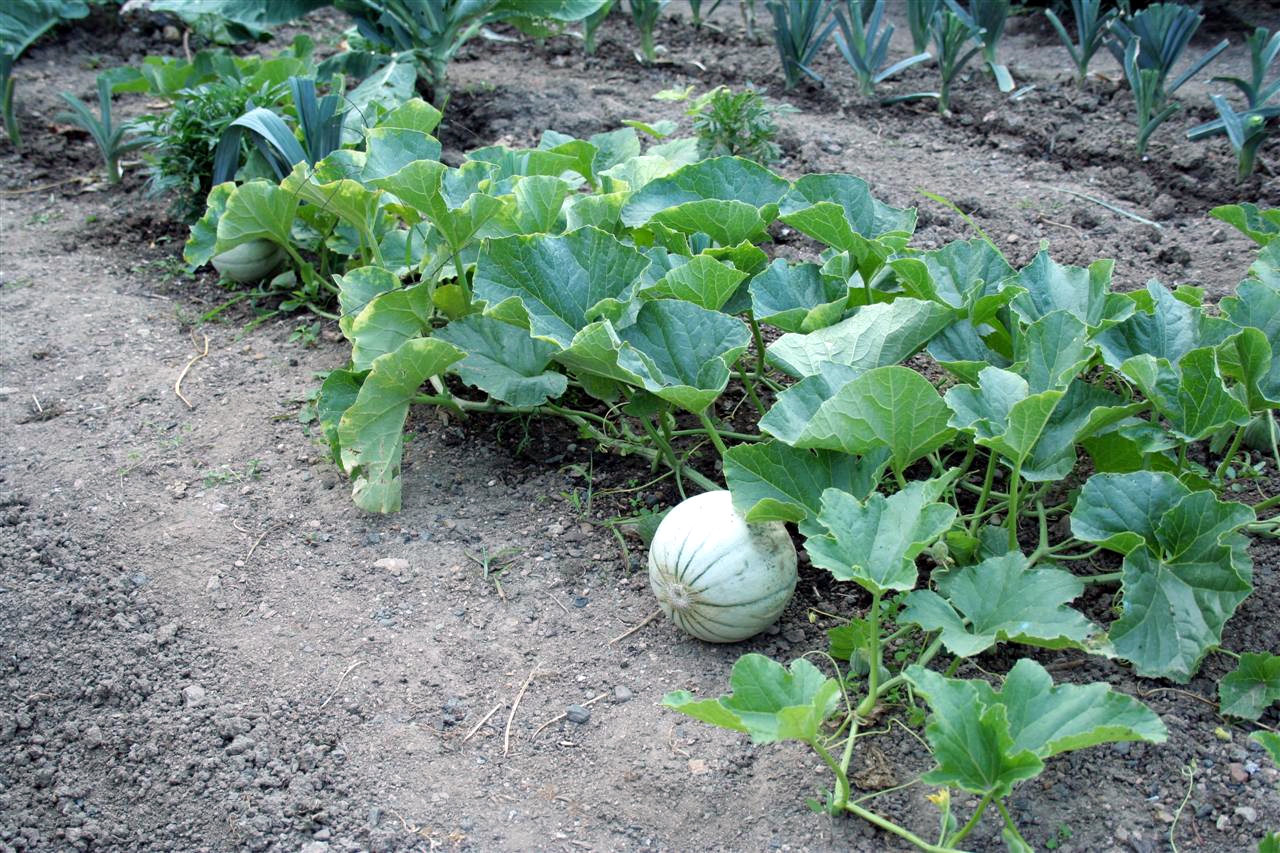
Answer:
[946, 791, 995, 848]
[747, 312, 768, 379]
[452, 250, 470, 304]
[968, 452, 998, 537]
[841, 799, 963, 853]
[995, 799, 1030, 850]
[855, 591, 883, 719]
[1252, 493, 1280, 513]
[1026, 501, 1051, 566]
[1079, 571, 1123, 585]
[669, 427, 761, 442]
[698, 410, 730, 459]
[1214, 426, 1246, 484]
[736, 363, 767, 417]
[1006, 459, 1023, 551]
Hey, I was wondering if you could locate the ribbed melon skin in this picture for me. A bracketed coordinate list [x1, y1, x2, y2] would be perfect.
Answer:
[648, 490, 797, 643]
[211, 240, 286, 283]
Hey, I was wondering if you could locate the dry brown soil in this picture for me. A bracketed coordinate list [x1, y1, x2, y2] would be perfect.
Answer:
[1, 2, 1278, 852]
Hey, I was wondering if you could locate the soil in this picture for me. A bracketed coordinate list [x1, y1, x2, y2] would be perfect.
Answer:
[1, 2, 1278, 852]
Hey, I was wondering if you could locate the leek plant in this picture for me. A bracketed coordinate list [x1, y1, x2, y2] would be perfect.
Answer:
[765, 0, 838, 89]
[582, 0, 616, 55]
[1207, 96, 1272, 180]
[832, 0, 931, 96]
[212, 77, 344, 185]
[944, 0, 1012, 91]
[1045, 0, 1116, 85]
[1108, 2, 1228, 156]
[906, 0, 940, 53]
[1213, 26, 1279, 109]
[628, 0, 670, 64]
[688, 0, 723, 30]
[56, 74, 145, 184]
[1186, 26, 1279, 177]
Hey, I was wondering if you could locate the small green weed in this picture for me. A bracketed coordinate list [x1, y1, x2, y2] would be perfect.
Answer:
[689, 85, 794, 164]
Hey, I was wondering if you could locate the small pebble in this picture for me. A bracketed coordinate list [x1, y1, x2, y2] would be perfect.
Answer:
[1234, 806, 1257, 824]
[565, 705, 590, 724]
[182, 684, 206, 707]
[613, 685, 633, 704]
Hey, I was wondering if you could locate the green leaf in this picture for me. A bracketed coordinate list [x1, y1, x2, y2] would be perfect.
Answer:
[184, 182, 235, 269]
[766, 299, 958, 379]
[1013, 310, 1095, 394]
[490, 174, 571, 236]
[778, 174, 916, 279]
[1072, 472, 1255, 682]
[1221, 275, 1280, 341]
[904, 666, 1044, 798]
[433, 314, 568, 408]
[361, 125, 442, 182]
[946, 367, 1065, 466]
[982, 659, 1168, 757]
[1210, 202, 1280, 246]
[890, 239, 1014, 309]
[336, 266, 401, 334]
[723, 441, 889, 523]
[372, 159, 503, 252]
[339, 56, 417, 145]
[610, 299, 751, 414]
[620, 156, 789, 246]
[1121, 347, 1250, 442]
[281, 162, 384, 256]
[748, 259, 849, 333]
[1006, 250, 1131, 331]
[1252, 731, 1280, 765]
[763, 365, 956, 478]
[906, 660, 1166, 796]
[474, 227, 651, 348]
[1218, 653, 1280, 720]
[1020, 381, 1145, 483]
[1098, 281, 1238, 368]
[214, 180, 298, 253]
[662, 654, 841, 745]
[1262, 832, 1280, 853]
[337, 338, 465, 513]
[639, 253, 749, 311]
[346, 284, 432, 371]
[1218, 327, 1280, 411]
[804, 478, 957, 594]
[315, 368, 362, 464]
[901, 553, 1097, 657]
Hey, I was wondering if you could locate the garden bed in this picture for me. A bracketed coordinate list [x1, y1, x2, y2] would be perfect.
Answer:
[1, 2, 1278, 851]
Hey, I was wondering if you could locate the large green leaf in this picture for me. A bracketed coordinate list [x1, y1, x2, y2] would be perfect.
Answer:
[620, 156, 789, 246]
[346, 284, 432, 371]
[1210, 202, 1280, 246]
[213, 180, 298, 253]
[1020, 381, 1145, 482]
[611, 299, 751, 414]
[723, 441, 890, 524]
[1218, 653, 1280, 720]
[639, 253, 749, 311]
[1253, 731, 1280, 765]
[945, 367, 1065, 466]
[372, 159, 503, 252]
[361, 126, 442, 182]
[149, 0, 324, 41]
[1072, 472, 1255, 681]
[281, 162, 384, 256]
[778, 174, 915, 280]
[974, 659, 1168, 757]
[662, 655, 841, 745]
[765, 299, 958, 379]
[1, 1, 88, 59]
[184, 181, 235, 269]
[748, 259, 849, 333]
[901, 553, 1096, 657]
[889, 238, 1014, 309]
[906, 660, 1166, 796]
[1121, 347, 1251, 442]
[434, 314, 567, 407]
[473, 227, 650, 348]
[804, 478, 956, 594]
[1013, 310, 1095, 393]
[1221, 275, 1280, 341]
[337, 338, 465, 513]
[904, 666, 1044, 798]
[1006, 250, 1131, 331]
[489, 175, 571, 236]
[1097, 281, 1237, 368]
[336, 266, 401, 334]
[1218, 327, 1280, 412]
[762, 365, 956, 477]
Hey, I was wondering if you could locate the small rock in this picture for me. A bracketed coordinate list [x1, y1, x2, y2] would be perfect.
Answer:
[205, 576, 221, 593]
[565, 705, 590, 724]
[155, 622, 178, 646]
[82, 725, 103, 748]
[1234, 806, 1257, 824]
[613, 685, 633, 704]
[688, 758, 709, 775]
[299, 843, 329, 853]
[225, 734, 255, 755]
[373, 557, 409, 574]
[1216, 814, 1231, 831]
[182, 685, 206, 707]
[783, 629, 806, 644]
[162, 24, 181, 41]
[1228, 762, 1249, 784]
